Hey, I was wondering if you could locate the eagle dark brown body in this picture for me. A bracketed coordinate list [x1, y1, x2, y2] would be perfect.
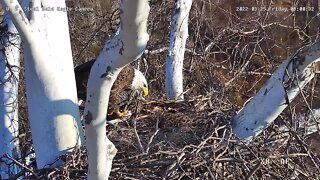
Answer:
[75, 59, 135, 118]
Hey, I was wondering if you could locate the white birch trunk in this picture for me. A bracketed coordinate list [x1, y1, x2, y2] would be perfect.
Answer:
[165, 0, 192, 100]
[0, 13, 21, 178]
[1, 0, 84, 168]
[83, 0, 150, 179]
[232, 42, 320, 142]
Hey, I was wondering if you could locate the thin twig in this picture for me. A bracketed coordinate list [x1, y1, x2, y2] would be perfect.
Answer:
[3, 154, 39, 178]
[146, 118, 160, 154]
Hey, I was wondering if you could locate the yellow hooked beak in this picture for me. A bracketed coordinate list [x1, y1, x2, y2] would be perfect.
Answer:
[142, 87, 149, 97]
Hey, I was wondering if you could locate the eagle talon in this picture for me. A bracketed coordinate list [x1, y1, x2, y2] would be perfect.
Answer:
[116, 110, 132, 118]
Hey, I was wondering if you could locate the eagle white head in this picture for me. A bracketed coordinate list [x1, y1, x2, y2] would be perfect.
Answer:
[131, 69, 148, 97]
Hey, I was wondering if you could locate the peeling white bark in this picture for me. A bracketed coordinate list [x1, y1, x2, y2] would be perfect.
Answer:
[232, 42, 320, 143]
[165, 0, 192, 100]
[0, 13, 21, 178]
[83, 0, 150, 179]
[1, 0, 84, 168]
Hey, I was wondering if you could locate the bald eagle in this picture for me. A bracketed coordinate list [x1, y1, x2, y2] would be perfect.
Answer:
[75, 59, 148, 119]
